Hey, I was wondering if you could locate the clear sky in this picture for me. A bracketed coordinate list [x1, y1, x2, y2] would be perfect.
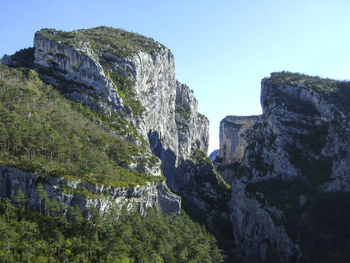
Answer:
[1, 0, 350, 153]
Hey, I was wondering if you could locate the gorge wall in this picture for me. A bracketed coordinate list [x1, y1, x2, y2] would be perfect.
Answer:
[33, 29, 209, 191]
[5, 26, 350, 262]
[1, 27, 212, 219]
[217, 72, 350, 262]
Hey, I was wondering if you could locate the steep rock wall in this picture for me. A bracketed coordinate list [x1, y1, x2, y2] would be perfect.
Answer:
[32, 31, 209, 192]
[0, 164, 180, 215]
[219, 115, 260, 165]
[218, 72, 350, 261]
[34, 34, 124, 114]
[175, 81, 209, 161]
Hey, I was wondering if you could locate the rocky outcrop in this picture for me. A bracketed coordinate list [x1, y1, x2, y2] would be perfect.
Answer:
[176, 157, 231, 227]
[34, 33, 125, 114]
[2, 28, 210, 217]
[175, 81, 209, 161]
[31, 29, 209, 192]
[209, 149, 219, 162]
[0, 164, 180, 215]
[219, 115, 260, 165]
[218, 72, 350, 261]
[230, 181, 298, 262]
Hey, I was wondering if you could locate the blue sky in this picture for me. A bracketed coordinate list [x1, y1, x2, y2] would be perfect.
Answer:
[1, 0, 350, 153]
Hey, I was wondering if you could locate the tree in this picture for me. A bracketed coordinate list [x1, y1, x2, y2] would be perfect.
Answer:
[14, 187, 27, 220]
[36, 183, 48, 215]
[3, 198, 15, 223]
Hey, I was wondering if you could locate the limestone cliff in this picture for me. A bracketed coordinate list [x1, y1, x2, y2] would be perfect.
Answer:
[1, 27, 210, 217]
[219, 115, 259, 165]
[32, 28, 209, 191]
[218, 72, 350, 262]
[27, 28, 231, 258]
[0, 164, 179, 216]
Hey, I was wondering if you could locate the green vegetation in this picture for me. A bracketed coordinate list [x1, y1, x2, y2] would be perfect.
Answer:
[269, 71, 338, 95]
[293, 121, 329, 155]
[105, 69, 145, 116]
[191, 149, 231, 191]
[0, 196, 224, 263]
[197, 112, 208, 120]
[38, 26, 164, 57]
[0, 64, 161, 187]
[191, 149, 212, 165]
[8, 48, 35, 68]
[175, 109, 191, 120]
[268, 71, 350, 113]
[287, 143, 332, 185]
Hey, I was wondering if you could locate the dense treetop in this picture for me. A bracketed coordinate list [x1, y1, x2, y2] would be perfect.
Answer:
[0, 195, 224, 263]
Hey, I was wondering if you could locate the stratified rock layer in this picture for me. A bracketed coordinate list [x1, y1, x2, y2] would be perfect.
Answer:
[0, 164, 180, 215]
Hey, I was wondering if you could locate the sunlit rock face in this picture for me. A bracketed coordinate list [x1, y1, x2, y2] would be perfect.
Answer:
[33, 31, 209, 193]
[26, 28, 212, 217]
[219, 115, 260, 165]
[0, 164, 181, 216]
[218, 72, 350, 261]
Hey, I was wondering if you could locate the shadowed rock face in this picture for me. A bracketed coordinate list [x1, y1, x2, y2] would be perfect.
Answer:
[217, 72, 350, 262]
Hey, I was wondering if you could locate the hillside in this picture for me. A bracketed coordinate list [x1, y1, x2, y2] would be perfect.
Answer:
[0, 27, 229, 262]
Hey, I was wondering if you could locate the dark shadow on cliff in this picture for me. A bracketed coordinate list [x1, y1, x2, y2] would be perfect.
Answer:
[148, 130, 237, 262]
[148, 130, 177, 190]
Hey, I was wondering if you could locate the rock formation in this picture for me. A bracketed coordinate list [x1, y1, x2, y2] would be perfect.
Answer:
[217, 72, 350, 262]
[219, 115, 259, 165]
[32, 28, 209, 191]
[0, 164, 180, 216]
[1, 27, 210, 217]
[209, 149, 219, 162]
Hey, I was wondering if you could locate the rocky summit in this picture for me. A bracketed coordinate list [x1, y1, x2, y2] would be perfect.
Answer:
[216, 71, 350, 262]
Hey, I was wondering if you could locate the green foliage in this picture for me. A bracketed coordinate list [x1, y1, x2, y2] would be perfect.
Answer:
[106, 70, 145, 116]
[0, 198, 224, 262]
[191, 149, 231, 191]
[38, 26, 164, 57]
[293, 121, 329, 155]
[175, 109, 191, 120]
[197, 112, 208, 120]
[287, 144, 332, 185]
[0, 64, 161, 187]
[191, 149, 212, 165]
[269, 71, 338, 95]
[9, 47, 35, 68]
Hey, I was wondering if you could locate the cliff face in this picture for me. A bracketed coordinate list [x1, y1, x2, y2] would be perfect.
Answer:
[175, 81, 209, 161]
[218, 72, 350, 261]
[33, 29, 209, 192]
[34, 33, 125, 113]
[1, 27, 211, 217]
[220, 115, 260, 165]
[0, 164, 180, 216]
